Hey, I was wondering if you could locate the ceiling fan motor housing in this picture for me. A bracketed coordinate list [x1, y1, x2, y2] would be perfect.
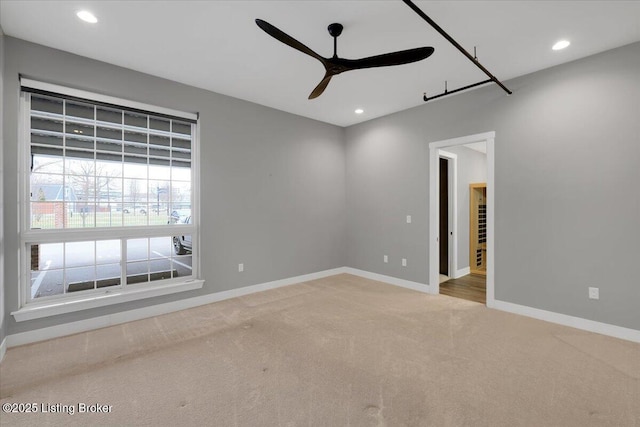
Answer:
[327, 23, 343, 38]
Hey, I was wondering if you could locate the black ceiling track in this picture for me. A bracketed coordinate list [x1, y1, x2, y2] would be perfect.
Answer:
[401, 0, 512, 102]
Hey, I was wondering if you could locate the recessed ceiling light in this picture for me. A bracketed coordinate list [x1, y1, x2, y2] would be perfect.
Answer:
[354, 109, 364, 114]
[552, 40, 570, 51]
[77, 10, 98, 24]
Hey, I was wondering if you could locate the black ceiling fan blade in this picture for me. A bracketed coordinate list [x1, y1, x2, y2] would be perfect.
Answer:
[343, 46, 434, 70]
[308, 73, 334, 99]
[255, 19, 434, 99]
[255, 19, 324, 62]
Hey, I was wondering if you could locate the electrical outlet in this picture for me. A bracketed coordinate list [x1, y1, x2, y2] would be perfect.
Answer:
[383, 255, 388, 263]
[402, 258, 407, 267]
[406, 215, 412, 224]
[588, 287, 599, 300]
[238, 263, 244, 272]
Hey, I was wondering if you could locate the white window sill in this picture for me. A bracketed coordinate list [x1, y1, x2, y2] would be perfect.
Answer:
[11, 279, 205, 322]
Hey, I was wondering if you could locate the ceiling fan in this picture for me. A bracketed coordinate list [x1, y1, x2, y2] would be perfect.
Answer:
[255, 19, 435, 99]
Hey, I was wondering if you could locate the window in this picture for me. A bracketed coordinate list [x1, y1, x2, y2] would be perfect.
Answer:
[14, 79, 202, 321]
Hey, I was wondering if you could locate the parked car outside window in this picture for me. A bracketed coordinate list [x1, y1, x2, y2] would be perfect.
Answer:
[123, 206, 147, 215]
[173, 216, 192, 255]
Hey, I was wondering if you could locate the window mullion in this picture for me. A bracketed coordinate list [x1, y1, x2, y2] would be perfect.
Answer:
[121, 238, 127, 289]
[146, 115, 150, 227]
[147, 238, 151, 283]
[93, 240, 98, 292]
[62, 99, 67, 229]
[22, 225, 195, 244]
[169, 119, 173, 218]
[62, 242, 67, 295]
[93, 104, 97, 229]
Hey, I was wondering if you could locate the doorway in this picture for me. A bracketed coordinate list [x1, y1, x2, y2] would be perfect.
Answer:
[428, 132, 495, 307]
[437, 150, 457, 283]
[439, 157, 449, 276]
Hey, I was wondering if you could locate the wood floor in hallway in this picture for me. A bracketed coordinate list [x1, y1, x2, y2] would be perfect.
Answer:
[440, 273, 486, 304]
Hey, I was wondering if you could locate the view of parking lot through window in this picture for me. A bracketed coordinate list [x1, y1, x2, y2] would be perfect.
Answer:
[30, 237, 192, 299]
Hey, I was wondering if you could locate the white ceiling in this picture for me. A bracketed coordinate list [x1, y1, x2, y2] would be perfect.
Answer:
[2, 1, 639, 127]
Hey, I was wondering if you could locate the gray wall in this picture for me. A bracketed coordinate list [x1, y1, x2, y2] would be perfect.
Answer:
[346, 42, 640, 330]
[442, 145, 487, 272]
[2, 37, 346, 336]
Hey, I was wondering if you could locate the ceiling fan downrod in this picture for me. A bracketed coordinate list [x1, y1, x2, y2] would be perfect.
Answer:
[328, 23, 343, 58]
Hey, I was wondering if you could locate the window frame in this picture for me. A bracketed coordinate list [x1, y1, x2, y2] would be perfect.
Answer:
[12, 80, 203, 322]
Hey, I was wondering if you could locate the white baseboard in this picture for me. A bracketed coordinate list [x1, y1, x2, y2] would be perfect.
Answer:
[345, 267, 431, 294]
[5, 267, 347, 348]
[454, 267, 470, 279]
[492, 300, 640, 343]
[0, 337, 6, 363]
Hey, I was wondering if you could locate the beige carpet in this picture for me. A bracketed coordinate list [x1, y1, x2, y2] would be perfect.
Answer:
[1, 273, 638, 427]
